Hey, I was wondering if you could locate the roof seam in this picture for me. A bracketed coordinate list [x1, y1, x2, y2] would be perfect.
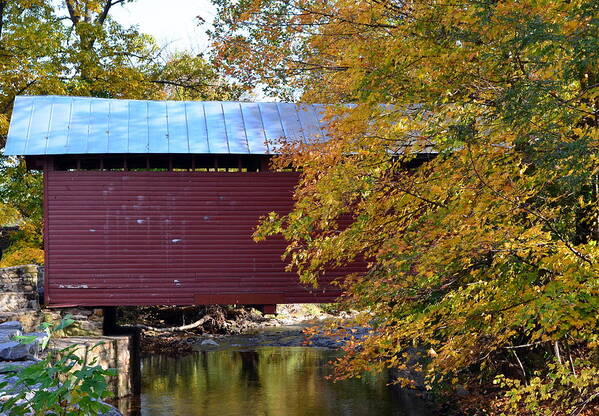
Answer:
[184, 102, 190, 153]
[64, 98, 74, 152]
[256, 103, 270, 154]
[126, 100, 131, 153]
[238, 103, 251, 154]
[145, 101, 149, 152]
[23, 98, 36, 155]
[275, 103, 287, 145]
[165, 101, 170, 153]
[294, 104, 307, 144]
[85, 99, 92, 154]
[106, 100, 111, 153]
[202, 103, 210, 153]
[43, 97, 56, 155]
[220, 102, 231, 154]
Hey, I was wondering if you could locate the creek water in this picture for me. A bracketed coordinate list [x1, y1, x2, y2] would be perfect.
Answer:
[120, 346, 435, 416]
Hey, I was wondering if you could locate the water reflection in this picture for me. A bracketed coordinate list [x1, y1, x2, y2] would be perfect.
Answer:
[125, 347, 434, 416]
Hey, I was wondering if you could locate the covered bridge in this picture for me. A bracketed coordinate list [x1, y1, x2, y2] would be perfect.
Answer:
[4, 95, 358, 310]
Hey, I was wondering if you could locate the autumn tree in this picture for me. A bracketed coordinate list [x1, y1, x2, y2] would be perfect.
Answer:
[211, 0, 598, 414]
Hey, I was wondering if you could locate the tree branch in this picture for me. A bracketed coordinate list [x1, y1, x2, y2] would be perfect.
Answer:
[135, 314, 212, 333]
[64, 0, 79, 25]
[97, 0, 125, 25]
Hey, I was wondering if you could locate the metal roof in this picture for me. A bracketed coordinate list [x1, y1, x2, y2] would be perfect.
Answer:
[3, 95, 330, 156]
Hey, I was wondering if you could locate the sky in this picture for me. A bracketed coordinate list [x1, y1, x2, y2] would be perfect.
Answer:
[110, 0, 216, 53]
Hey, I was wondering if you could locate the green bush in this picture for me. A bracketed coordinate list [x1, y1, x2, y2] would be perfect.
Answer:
[0, 316, 117, 416]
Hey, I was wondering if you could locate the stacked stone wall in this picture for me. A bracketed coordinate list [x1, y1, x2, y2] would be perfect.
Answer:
[0, 264, 103, 334]
[0, 265, 43, 331]
[0, 265, 41, 310]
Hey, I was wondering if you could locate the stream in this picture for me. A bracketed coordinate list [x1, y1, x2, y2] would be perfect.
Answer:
[118, 346, 436, 416]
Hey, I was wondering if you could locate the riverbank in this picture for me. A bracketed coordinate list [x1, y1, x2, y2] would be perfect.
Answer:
[133, 304, 365, 355]
[144, 322, 373, 355]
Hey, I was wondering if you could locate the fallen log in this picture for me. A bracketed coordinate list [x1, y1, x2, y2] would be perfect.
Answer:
[135, 315, 213, 333]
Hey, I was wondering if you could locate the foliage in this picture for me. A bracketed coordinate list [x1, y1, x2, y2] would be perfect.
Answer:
[0, 156, 43, 266]
[493, 359, 599, 416]
[0, 158, 43, 224]
[212, 0, 599, 414]
[0, 201, 18, 226]
[0, 237, 44, 267]
[0, 316, 117, 416]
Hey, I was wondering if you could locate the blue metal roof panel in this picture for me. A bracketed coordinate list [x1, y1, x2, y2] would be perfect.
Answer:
[297, 103, 324, 143]
[258, 103, 285, 153]
[127, 100, 149, 153]
[204, 101, 230, 154]
[147, 100, 168, 153]
[45, 97, 70, 154]
[3, 95, 333, 156]
[277, 102, 305, 144]
[87, 99, 110, 153]
[27, 96, 53, 154]
[67, 97, 91, 154]
[186, 102, 210, 153]
[108, 99, 129, 153]
[241, 103, 268, 154]
[4, 96, 33, 155]
[222, 102, 249, 154]
[166, 101, 189, 153]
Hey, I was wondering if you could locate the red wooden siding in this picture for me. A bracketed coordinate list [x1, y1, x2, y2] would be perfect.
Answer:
[45, 171, 353, 306]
